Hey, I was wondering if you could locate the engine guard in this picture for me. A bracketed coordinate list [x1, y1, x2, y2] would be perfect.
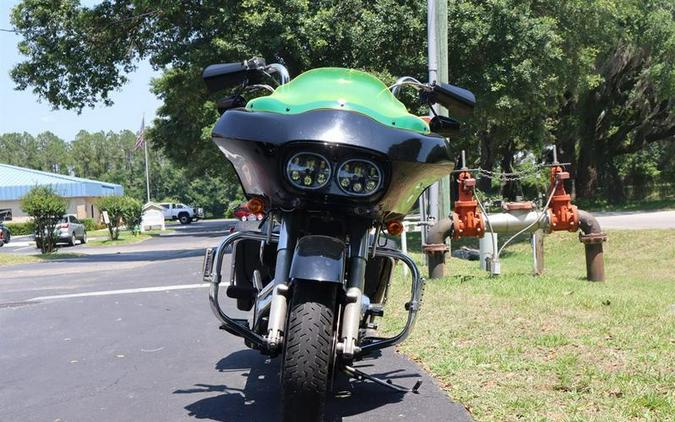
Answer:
[203, 230, 425, 357]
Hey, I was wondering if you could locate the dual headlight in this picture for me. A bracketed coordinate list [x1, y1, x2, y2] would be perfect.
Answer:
[286, 153, 382, 196]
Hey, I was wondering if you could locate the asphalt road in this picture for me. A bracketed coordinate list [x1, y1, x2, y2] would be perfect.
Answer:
[0, 220, 471, 422]
[594, 209, 675, 229]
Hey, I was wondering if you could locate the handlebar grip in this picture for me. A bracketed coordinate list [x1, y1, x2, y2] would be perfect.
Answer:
[202, 58, 267, 93]
[427, 83, 476, 119]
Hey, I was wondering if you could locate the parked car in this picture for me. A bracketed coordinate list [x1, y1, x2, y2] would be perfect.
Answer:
[159, 202, 204, 225]
[232, 204, 264, 222]
[35, 214, 87, 248]
[0, 223, 10, 247]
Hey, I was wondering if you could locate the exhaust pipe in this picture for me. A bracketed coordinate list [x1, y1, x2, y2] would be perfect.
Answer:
[577, 210, 607, 282]
[424, 217, 453, 279]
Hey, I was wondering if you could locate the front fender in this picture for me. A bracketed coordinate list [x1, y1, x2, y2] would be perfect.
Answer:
[289, 235, 345, 284]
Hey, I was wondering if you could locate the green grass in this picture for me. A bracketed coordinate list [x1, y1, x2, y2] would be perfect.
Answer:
[0, 253, 82, 266]
[381, 229, 675, 421]
[85, 229, 170, 246]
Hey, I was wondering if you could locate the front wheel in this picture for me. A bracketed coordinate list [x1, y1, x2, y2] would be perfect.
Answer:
[281, 281, 337, 422]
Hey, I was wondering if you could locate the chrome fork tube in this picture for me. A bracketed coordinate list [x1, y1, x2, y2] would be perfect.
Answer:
[265, 215, 296, 350]
[338, 222, 370, 359]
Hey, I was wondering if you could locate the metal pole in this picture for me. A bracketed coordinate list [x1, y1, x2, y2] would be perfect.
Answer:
[436, 0, 451, 221]
[427, 0, 440, 231]
[531, 229, 544, 275]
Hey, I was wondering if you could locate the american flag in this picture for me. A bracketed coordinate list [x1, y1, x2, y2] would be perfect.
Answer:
[134, 116, 145, 150]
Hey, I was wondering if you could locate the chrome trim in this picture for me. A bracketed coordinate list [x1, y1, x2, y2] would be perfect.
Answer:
[207, 230, 279, 351]
[268, 63, 290, 85]
[358, 247, 425, 356]
[390, 76, 425, 97]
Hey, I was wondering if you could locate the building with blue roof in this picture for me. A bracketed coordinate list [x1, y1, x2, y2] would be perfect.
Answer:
[0, 163, 123, 222]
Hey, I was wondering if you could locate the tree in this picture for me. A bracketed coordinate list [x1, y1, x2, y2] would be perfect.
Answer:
[96, 195, 127, 240]
[0, 131, 70, 174]
[120, 196, 143, 234]
[9, 0, 674, 203]
[21, 186, 67, 253]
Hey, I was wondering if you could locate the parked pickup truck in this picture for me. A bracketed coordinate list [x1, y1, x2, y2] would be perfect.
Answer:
[159, 202, 204, 224]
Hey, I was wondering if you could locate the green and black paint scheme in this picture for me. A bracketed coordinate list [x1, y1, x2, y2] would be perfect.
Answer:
[202, 59, 475, 422]
[211, 67, 453, 222]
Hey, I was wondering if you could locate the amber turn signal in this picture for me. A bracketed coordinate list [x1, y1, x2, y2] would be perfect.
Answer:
[247, 197, 266, 214]
[386, 220, 404, 236]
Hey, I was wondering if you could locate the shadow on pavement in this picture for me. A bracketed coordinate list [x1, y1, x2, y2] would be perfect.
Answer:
[176, 349, 413, 421]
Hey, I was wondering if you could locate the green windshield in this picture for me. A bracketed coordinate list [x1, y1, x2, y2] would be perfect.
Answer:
[246, 68, 430, 134]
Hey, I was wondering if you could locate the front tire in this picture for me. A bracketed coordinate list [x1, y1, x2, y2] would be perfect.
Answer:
[281, 281, 337, 422]
[178, 213, 191, 225]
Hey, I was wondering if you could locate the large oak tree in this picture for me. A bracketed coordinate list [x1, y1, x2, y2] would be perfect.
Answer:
[9, 0, 674, 200]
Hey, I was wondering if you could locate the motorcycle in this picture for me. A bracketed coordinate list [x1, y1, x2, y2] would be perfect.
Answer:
[201, 58, 475, 421]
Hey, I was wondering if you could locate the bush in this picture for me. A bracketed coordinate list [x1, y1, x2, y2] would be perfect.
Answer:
[4, 221, 35, 236]
[121, 197, 142, 235]
[96, 195, 143, 239]
[81, 218, 105, 231]
[21, 186, 67, 253]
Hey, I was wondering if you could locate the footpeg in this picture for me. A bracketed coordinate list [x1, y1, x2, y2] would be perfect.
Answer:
[219, 318, 249, 336]
[367, 304, 384, 317]
[342, 365, 422, 393]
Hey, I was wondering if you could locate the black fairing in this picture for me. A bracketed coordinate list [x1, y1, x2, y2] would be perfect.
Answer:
[212, 109, 453, 220]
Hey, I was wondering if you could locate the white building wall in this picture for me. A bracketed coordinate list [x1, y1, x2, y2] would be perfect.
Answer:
[0, 197, 101, 223]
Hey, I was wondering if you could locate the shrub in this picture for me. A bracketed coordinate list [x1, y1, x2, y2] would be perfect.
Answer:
[4, 221, 35, 236]
[21, 186, 67, 253]
[96, 195, 143, 239]
[121, 197, 142, 235]
[80, 218, 106, 231]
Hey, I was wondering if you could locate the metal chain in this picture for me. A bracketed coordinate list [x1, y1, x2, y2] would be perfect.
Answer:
[476, 163, 549, 182]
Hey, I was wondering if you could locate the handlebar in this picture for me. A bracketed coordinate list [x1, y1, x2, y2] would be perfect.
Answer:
[202, 58, 290, 94]
[390, 77, 475, 119]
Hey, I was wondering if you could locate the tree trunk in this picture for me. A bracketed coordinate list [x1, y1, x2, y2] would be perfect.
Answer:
[478, 130, 497, 193]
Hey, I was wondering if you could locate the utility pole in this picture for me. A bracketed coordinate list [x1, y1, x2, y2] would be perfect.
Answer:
[426, 0, 440, 233]
[435, 0, 452, 220]
[426, 0, 451, 242]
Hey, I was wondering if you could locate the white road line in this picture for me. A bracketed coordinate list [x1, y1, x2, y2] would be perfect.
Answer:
[29, 283, 209, 302]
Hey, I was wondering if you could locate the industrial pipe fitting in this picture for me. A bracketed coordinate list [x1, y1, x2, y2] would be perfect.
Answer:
[424, 217, 453, 279]
[547, 166, 579, 232]
[452, 171, 485, 239]
[484, 210, 549, 234]
[577, 210, 607, 281]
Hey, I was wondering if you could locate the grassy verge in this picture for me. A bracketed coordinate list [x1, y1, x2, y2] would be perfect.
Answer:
[85, 229, 170, 246]
[0, 253, 82, 266]
[381, 229, 675, 421]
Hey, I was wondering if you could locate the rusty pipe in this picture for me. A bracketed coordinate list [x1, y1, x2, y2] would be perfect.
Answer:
[577, 209, 607, 282]
[424, 217, 454, 279]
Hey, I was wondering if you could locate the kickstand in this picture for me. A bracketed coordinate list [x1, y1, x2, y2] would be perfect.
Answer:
[342, 365, 422, 394]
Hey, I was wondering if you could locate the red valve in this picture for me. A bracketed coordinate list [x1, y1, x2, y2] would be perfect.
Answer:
[547, 166, 578, 232]
[452, 171, 485, 239]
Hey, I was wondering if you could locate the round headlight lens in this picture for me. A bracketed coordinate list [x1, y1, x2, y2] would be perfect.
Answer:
[286, 153, 331, 190]
[336, 159, 382, 196]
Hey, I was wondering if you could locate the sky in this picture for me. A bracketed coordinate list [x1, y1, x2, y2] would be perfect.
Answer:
[0, 0, 162, 141]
